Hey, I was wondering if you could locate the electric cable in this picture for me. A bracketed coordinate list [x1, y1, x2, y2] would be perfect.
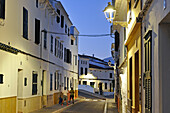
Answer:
[43, 30, 113, 37]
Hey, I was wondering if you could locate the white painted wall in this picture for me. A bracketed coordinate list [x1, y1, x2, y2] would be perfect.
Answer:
[141, 0, 170, 113]
[0, 0, 79, 103]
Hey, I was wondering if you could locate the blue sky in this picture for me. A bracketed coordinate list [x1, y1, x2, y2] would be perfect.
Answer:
[60, 0, 113, 59]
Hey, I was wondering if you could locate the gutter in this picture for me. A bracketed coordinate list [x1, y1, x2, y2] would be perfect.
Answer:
[137, 0, 153, 22]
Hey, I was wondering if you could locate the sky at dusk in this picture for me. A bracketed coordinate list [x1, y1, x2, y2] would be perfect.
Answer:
[60, 0, 114, 59]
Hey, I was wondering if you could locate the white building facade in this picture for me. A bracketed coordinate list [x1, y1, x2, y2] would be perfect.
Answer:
[0, 0, 79, 113]
[78, 55, 114, 93]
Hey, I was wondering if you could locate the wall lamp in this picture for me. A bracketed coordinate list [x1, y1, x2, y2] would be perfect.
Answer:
[103, 2, 127, 27]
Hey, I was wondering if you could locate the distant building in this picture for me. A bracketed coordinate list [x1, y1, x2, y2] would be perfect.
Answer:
[78, 54, 114, 94]
[0, 0, 79, 112]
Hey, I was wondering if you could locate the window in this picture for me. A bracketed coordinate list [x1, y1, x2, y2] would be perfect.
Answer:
[67, 49, 71, 63]
[57, 73, 59, 90]
[81, 67, 83, 75]
[129, 0, 131, 11]
[65, 24, 67, 33]
[65, 49, 71, 63]
[56, 9, 60, 23]
[110, 73, 112, 78]
[79, 81, 81, 85]
[23, 7, 28, 39]
[36, 0, 38, 8]
[71, 39, 74, 45]
[144, 31, 152, 112]
[0, 0, 5, 19]
[75, 55, 77, 65]
[51, 35, 53, 52]
[64, 48, 67, 62]
[35, 18, 40, 44]
[54, 73, 57, 90]
[69, 79, 71, 88]
[75, 37, 78, 45]
[44, 30, 47, 48]
[67, 77, 69, 90]
[68, 28, 70, 36]
[90, 82, 95, 88]
[61, 15, 64, 28]
[64, 77, 66, 90]
[0, 74, 4, 84]
[32, 72, 38, 95]
[61, 44, 63, 59]
[83, 81, 87, 85]
[24, 78, 27, 86]
[85, 68, 87, 75]
[164, 0, 166, 9]
[55, 38, 57, 56]
[124, 27, 127, 58]
[105, 83, 107, 89]
[50, 74, 53, 91]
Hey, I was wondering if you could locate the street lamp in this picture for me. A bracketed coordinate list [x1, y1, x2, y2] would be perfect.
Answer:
[103, 2, 127, 27]
[103, 2, 116, 23]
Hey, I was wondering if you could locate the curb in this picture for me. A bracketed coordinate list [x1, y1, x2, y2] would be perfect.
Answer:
[103, 99, 108, 113]
[52, 99, 84, 113]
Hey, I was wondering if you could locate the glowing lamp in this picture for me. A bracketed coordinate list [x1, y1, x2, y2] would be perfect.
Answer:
[103, 2, 116, 23]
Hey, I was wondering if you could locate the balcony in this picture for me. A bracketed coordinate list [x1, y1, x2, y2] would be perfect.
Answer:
[39, 0, 59, 16]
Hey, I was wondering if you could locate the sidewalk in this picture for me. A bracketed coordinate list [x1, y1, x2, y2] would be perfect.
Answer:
[30, 98, 82, 113]
[107, 99, 118, 113]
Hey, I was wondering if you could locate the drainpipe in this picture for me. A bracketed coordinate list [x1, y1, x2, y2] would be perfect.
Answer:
[140, 0, 143, 113]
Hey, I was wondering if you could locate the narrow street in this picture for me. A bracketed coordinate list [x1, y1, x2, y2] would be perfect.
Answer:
[60, 99, 105, 113]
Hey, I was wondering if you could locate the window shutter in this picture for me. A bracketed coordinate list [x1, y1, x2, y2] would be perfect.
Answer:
[0, 0, 5, 19]
[35, 19, 40, 44]
[67, 49, 69, 63]
[23, 7, 28, 39]
[61, 15, 64, 28]
[64, 48, 67, 62]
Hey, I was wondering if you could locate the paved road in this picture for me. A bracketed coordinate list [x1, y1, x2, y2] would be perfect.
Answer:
[60, 99, 105, 113]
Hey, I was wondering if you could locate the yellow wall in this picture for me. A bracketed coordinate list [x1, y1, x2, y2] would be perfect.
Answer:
[0, 96, 16, 113]
[127, 25, 141, 113]
[18, 96, 41, 113]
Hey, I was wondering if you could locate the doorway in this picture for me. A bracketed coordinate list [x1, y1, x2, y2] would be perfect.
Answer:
[17, 69, 23, 112]
[41, 70, 47, 107]
[135, 51, 139, 112]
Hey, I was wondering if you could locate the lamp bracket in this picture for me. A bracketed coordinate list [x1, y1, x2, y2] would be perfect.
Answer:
[113, 21, 128, 27]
